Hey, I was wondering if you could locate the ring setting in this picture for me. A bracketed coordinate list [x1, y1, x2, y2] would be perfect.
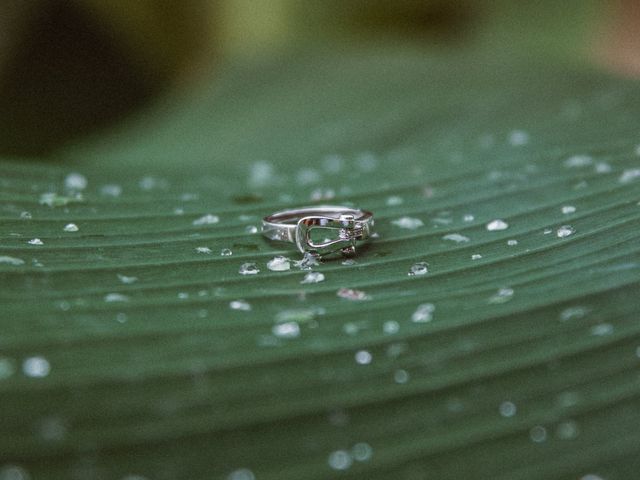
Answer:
[262, 206, 374, 258]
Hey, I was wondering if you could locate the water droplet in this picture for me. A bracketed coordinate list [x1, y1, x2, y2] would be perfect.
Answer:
[564, 155, 592, 168]
[267, 256, 291, 271]
[507, 239, 518, 246]
[499, 401, 517, 417]
[391, 216, 424, 230]
[0, 358, 16, 380]
[356, 152, 378, 172]
[463, 214, 475, 222]
[322, 154, 344, 173]
[355, 350, 372, 365]
[37, 416, 67, 442]
[442, 233, 470, 243]
[543, 228, 553, 235]
[193, 214, 219, 226]
[294, 252, 320, 270]
[272, 322, 300, 339]
[590, 323, 613, 336]
[529, 425, 547, 443]
[22, 356, 50, 378]
[116, 274, 138, 284]
[386, 195, 403, 206]
[195, 247, 212, 254]
[489, 287, 514, 304]
[249, 160, 276, 187]
[0, 465, 30, 480]
[352, 442, 373, 462]
[328, 450, 352, 471]
[556, 225, 575, 238]
[105, 293, 129, 303]
[594, 162, 612, 174]
[27, 238, 43, 246]
[561, 205, 576, 214]
[301, 271, 325, 284]
[39, 192, 83, 207]
[555, 420, 579, 440]
[296, 168, 321, 185]
[100, 184, 122, 197]
[412, 303, 435, 323]
[245, 225, 258, 234]
[383, 320, 399, 334]
[619, 168, 640, 184]
[394, 369, 409, 384]
[486, 219, 509, 231]
[337, 288, 370, 301]
[220, 248, 233, 256]
[310, 188, 335, 201]
[63, 223, 79, 232]
[173, 207, 185, 216]
[0, 256, 25, 266]
[509, 130, 529, 146]
[116, 313, 128, 323]
[239, 263, 260, 275]
[178, 292, 189, 300]
[230, 300, 251, 311]
[556, 391, 580, 408]
[559, 306, 589, 321]
[341, 258, 356, 266]
[408, 261, 428, 276]
[64, 172, 87, 191]
[20, 211, 32, 220]
[227, 468, 255, 480]
[471, 254, 482, 260]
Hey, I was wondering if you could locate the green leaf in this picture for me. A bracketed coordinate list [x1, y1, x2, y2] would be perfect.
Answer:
[2, 45, 640, 480]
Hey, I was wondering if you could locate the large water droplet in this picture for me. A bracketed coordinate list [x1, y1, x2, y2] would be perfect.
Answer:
[267, 256, 291, 271]
[239, 263, 260, 275]
[64, 172, 87, 191]
[22, 356, 50, 378]
[63, 223, 79, 232]
[486, 219, 509, 231]
[556, 225, 575, 238]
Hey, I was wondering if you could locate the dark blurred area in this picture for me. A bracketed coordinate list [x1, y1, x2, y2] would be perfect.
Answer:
[0, 0, 631, 157]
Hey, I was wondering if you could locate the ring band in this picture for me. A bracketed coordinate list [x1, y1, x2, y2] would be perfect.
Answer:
[262, 205, 374, 257]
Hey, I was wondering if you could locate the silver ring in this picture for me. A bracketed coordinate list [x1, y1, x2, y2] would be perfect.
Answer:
[262, 205, 374, 258]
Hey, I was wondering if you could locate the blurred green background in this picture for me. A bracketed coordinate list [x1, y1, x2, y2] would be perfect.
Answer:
[0, 0, 620, 157]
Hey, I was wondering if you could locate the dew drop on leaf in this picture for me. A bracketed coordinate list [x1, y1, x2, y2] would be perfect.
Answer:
[245, 225, 258, 234]
[393, 369, 409, 384]
[412, 303, 435, 322]
[556, 225, 575, 238]
[354, 350, 372, 365]
[619, 168, 640, 184]
[239, 263, 259, 275]
[489, 287, 514, 304]
[64, 172, 87, 191]
[499, 401, 517, 417]
[227, 468, 255, 480]
[116, 274, 138, 284]
[507, 239, 518, 246]
[509, 130, 529, 146]
[442, 233, 470, 243]
[22, 356, 50, 378]
[272, 322, 300, 339]
[471, 254, 483, 260]
[267, 256, 290, 271]
[104, 293, 130, 303]
[0, 256, 25, 266]
[230, 300, 251, 311]
[195, 247, 212, 254]
[386, 195, 403, 206]
[564, 154, 592, 168]
[383, 320, 399, 334]
[220, 248, 233, 256]
[27, 238, 44, 245]
[408, 262, 428, 276]
[192, 214, 219, 226]
[391, 216, 424, 229]
[590, 323, 613, 336]
[328, 450, 352, 471]
[529, 425, 548, 443]
[337, 288, 370, 301]
[352, 442, 374, 462]
[301, 271, 325, 284]
[561, 205, 576, 214]
[486, 219, 509, 231]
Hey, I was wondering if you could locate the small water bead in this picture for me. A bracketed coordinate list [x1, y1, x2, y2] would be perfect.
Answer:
[227, 468, 255, 480]
[115, 313, 128, 323]
[383, 320, 399, 334]
[595, 162, 612, 174]
[556, 225, 575, 238]
[507, 239, 518, 246]
[391, 216, 424, 230]
[322, 154, 344, 173]
[117, 273, 138, 284]
[328, 450, 353, 471]
[386, 195, 403, 206]
[267, 256, 291, 271]
[561, 205, 576, 214]
[220, 248, 233, 256]
[489, 287, 514, 304]
[20, 211, 32, 220]
[442, 233, 469, 243]
[352, 442, 373, 462]
[100, 184, 122, 197]
[245, 225, 258, 234]
[63, 223, 79, 232]
[173, 207, 185, 216]
[471, 254, 482, 260]
[486, 219, 509, 231]
[355, 350, 373, 365]
[104, 293, 129, 303]
[337, 288, 370, 301]
[310, 188, 335, 201]
[192, 214, 219, 226]
[463, 214, 475, 222]
[301, 271, 325, 284]
[408, 262, 428, 276]
[529, 425, 548, 443]
[556, 391, 580, 408]
[37, 416, 67, 442]
[22, 356, 50, 378]
[412, 303, 435, 323]
[249, 160, 276, 187]
[509, 130, 529, 146]
[564, 154, 592, 168]
[590, 323, 613, 336]
[272, 322, 300, 339]
[64, 172, 87, 190]
[0, 256, 25, 266]
[342, 259, 356, 266]
[0, 465, 30, 480]
[239, 263, 260, 275]
[178, 292, 189, 300]
[294, 252, 320, 270]
[499, 401, 517, 417]
[394, 369, 409, 384]
[230, 300, 251, 311]
[619, 168, 640, 184]
[356, 152, 378, 172]
[297, 168, 321, 185]
[559, 306, 589, 321]
[555, 420, 579, 440]
[195, 246, 212, 254]
[27, 238, 43, 246]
